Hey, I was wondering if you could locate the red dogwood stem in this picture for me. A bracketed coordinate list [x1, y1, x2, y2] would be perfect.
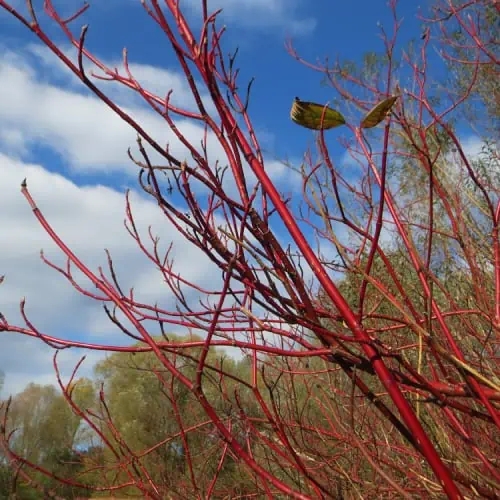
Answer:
[231, 135, 462, 499]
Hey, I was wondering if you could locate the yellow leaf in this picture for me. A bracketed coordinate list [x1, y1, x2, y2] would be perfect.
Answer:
[291, 98, 346, 130]
[360, 95, 399, 129]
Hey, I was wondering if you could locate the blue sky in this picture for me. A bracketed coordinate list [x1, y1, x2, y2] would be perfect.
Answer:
[0, 0, 433, 169]
[0, 0, 482, 396]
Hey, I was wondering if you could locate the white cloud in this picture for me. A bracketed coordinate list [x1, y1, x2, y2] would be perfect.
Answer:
[2, 0, 315, 35]
[0, 335, 106, 397]
[0, 154, 222, 396]
[24, 43, 218, 115]
[183, 0, 316, 35]
[0, 41, 303, 397]
[0, 45, 297, 192]
[0, 47, 215, 173]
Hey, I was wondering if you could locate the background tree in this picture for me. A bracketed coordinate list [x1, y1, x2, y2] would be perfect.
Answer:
[0, 380, 95, 498]
[90, 335, 263, 497]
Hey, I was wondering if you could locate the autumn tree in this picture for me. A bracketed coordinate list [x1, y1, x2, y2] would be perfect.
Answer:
[0, 381, 95, 498]
[90, 335, 262, 496]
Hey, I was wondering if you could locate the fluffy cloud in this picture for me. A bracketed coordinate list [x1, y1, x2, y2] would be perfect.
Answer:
[0, 45, 298, 190]
[183, 0, 316, 35]
[0, 42, 302, 397]
[2, 0, 315, 35]
[0, 46, 219, 173]
[0, 153, 223, 396]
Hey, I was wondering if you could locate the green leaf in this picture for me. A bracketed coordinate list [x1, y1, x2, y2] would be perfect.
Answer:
[290, 98, 346, 130]
[360, 95, 399, 128]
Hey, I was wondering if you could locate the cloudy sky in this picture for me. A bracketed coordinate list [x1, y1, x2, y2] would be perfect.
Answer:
[0, 0, 481, 397]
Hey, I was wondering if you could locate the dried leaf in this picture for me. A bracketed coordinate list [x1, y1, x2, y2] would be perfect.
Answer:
[291, 98, 346, 130]
[360, 95, 399, 128]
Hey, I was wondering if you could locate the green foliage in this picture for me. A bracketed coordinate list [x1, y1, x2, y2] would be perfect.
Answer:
[90, 335, 265, 496]
[0, 381, 97, 499]
[443, 1, 499, 131]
